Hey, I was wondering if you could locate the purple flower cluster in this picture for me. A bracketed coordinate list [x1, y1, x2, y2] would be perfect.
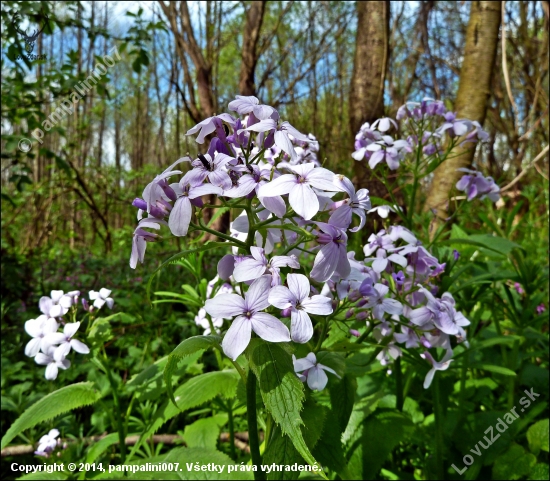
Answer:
[353, 98, 489, 171]
[456, 168, 500, 202]
[131, 94, 477, 391]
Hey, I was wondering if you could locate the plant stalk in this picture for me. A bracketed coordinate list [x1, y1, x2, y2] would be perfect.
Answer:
[246, 371, 266, 480]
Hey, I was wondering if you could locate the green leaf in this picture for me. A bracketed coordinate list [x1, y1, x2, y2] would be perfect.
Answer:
[492, 443, 537, 480]
[2, 382, 102, 449]
[329, 375, 357, 433]
[128, 371, 239, 456]
[164, 336, 220, 407]
[249, 342, 323, 476]
[453, 336, 523, 359]
[469, 363, 517, 377]
[529, 464, 549, 481]
[439, 235, 522, 257]
[182, 414, 227, 450]
[87, 317, 114, 348]
[85, 432, 119, 464]
[347, 410, 415, 480]
[146, 242, 227, 304]
[527, 419, 549, 455]
[262, 427, 303, 480]
[17, 473, 67, 480]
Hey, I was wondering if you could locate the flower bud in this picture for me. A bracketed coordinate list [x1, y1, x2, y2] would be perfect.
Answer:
[281, 308, 292, 318]
[345, 309, 354, 319]
[356, 311, 368, 321]
[349, 329, 360, 338]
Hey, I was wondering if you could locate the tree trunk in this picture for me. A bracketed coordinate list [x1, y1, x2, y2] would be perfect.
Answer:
[239, 1, 266, 96]
[424, 1, 501, 220]
[349, 1, 389, 198]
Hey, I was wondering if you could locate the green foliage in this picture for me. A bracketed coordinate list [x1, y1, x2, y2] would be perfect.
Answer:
[1, 382, 102, 449]
[249, 341, 321, 472]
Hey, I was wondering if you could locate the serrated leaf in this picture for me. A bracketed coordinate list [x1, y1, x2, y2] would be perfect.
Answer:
[164, 336, 220, 407]
[2, 382, 102, 449]
[263, 426, 303, 480]
[249, 342, 324, 477]
[128, 371, 239, 457]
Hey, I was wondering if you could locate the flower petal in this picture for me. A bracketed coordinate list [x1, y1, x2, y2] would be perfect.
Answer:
[70, 339, 90, 354]
[268, 286, 294, 309]
[204, 294, 245, 318]
[233, 259, 266, 282]
[250, 312, 291, 342]
[289, 183, 319, 220]
[24, 338, 41, 357]
[301, 295, 333, 315]
[258, 175, 296, 197]
[64, 322, 80, 338]
[245, 276, 272, 312]
[287, 274, 310, 303]
[221, 316, 252, 361]
[290, 309, 313, 343]
[45, 363, 59, 380]
[168, 196, 193, 237]
[306, 366, 328, 391]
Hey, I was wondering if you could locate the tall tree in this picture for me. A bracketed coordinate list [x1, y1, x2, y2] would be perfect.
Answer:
[349, 1, 390, 197]
[239, 1, 266, 96]
[424, 1, 501, 220]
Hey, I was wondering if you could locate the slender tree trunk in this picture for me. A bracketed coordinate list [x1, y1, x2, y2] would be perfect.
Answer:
[349, 1, 389, 197]
[424, 1, 501, 221]
[239, 1, 266, 96]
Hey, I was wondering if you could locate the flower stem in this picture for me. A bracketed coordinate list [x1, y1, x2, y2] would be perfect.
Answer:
[395, 357, 404, 411]
[100, 352, 126, 463]
[227, 400, 237, 460]
[246, 371, 266, 480]
[433, 376, 445, 480]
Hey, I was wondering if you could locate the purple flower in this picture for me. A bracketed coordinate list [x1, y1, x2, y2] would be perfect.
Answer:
[244, 119, 308, 162]
[204, 276, 290, 360]
[310, 223, 351, 282]
[269, 273, 332, 343]
[376, 343, 402, 365]
[258, 163, 339, 220]
[366, 143, 401, 170]
[142, 158, 189, 213]
[167, 179, 222, 237]
[453, 249, 460, 261]
[371, 117, 398, 132]
[536, 303, 546, 314]
[393, 325, 420, 348]
[456, 169, 500, 202]
[228, 95, 277, 120]
[233, 247, 300, 285]
[329, 176, 371, 232]
[514, 282, 524, 295]
[186, 114, 236, 144]
[438, 112, 471, 137]
[182, 153, 235, 190]
[421, 350, 453, 389]
[130, 217, 166, 269]
[363, 230, 394, 257]
[293, 352, 340, 391]
[364, 283, 403, 320]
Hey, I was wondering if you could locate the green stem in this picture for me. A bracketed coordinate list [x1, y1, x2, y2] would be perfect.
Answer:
[194, 221, 247, 248]
[100, 353, 126, 462]
[227, 400, 237, 460]
[433, 376, 445, 480]
[247, 371, 266, 480]
[395, 357, 404, 411]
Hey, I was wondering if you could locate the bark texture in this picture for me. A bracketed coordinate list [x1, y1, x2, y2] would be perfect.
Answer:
[239, 1, 266, 96]
[424, 1, 502, 219]
[349, 1, 390, 198]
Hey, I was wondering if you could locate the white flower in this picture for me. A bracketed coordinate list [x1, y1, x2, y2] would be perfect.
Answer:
[35, 346, 71, 380]
[292, 352, 340, 391]
[39, 291, 72, 318]
[24, 315, 59, 357]
[45, 322, 90, 361]
[89, 288, 114, 309]
[35, 429, 59, 456]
